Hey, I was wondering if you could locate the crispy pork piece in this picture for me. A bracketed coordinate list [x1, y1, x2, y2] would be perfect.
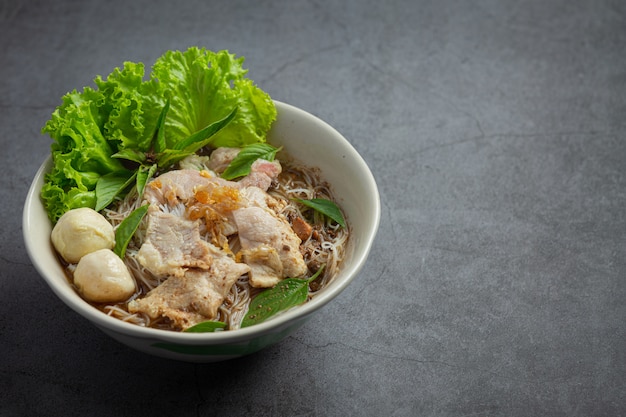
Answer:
[292, 216, 313, 241]
[233, 206, 308, 288]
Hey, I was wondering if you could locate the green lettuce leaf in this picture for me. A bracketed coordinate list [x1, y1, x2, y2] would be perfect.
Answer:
[94, 61, 162, 154]
[41, 47, 276, 224]
[41, 88, 128, 222]
[150, 47, 276, 148]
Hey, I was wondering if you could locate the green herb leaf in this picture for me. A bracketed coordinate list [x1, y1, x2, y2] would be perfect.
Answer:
[154, 149, 194, 169]
[296, 198, 346, 228]
[241, 266, 325, 328]
[95, 170, 137, 211]
[136, 163, 158, 198]
[184, 321, 227, 333]
[221, 143, 281, 180]
[153, 99, 170, 154]
[113, 204, 149, 259]
[111, 148, 147, 165]
[171, 107, 238, 152]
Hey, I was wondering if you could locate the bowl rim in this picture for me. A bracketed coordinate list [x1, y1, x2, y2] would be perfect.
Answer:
[22, 100, 381, 345]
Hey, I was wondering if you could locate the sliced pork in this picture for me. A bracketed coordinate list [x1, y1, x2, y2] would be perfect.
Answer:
[130, 208, 250, 329]
[143, 160, 281, 210]
[127, 263, 249, 329]
[136, 208, 214, 278]
[239, 159, 282, 190]
[143, 169, 230, 207]
[233, 206, 308, 287]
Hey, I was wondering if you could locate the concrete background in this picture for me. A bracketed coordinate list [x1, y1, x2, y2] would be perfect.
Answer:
[1, 0, 625, 415]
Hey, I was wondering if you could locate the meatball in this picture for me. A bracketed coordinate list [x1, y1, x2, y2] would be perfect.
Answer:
[51, 207, 115, 263]
[73, 249, 136, 303]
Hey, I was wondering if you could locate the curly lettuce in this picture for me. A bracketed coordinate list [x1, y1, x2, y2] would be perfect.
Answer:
[151, 48, 275, 148]
[41, 47, 276, 223]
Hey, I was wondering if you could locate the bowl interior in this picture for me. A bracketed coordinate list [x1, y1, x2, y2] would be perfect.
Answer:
[23, 101, 380, 349]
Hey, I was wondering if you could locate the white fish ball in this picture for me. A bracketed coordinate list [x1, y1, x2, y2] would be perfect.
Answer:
[73, 249, 136, 303]
[51, 207, 115, 263]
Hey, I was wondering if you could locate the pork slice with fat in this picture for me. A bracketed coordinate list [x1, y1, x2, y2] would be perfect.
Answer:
[127, 261, 250, 329]
[130, 209, 250, 329]
[233, 206, 308, 288]
[136, 209, 214, 278]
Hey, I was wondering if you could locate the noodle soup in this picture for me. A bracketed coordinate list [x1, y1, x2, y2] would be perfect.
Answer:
[26, 100, 379, 361]
[58, 148, 348, 332]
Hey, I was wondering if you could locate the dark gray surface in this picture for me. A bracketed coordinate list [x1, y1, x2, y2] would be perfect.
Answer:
[2, 0, 625, 415]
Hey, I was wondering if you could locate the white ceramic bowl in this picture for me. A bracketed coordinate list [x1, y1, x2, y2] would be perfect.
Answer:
[23, 101, 380, 362]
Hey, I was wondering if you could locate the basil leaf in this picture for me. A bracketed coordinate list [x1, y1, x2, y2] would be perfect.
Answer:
[113, 204, 149, 259]
[136, 163, 158, 198]
[171, 107, 238, 152]
[296, 198, 346, 228]
[241, 266, 325, 328]
[221, 143, 281, 180]
[184, 320, 227, 333]
[153, 99, 170, 154]
[111, 148, 147, 165]
[155, 149, 194, 169]
[95, 170, 137, 211]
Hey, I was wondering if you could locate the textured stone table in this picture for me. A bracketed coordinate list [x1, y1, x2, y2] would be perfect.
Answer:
[1, 1, 624, 415]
